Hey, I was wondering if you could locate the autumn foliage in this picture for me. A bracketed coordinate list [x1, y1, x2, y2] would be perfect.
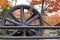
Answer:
[30, 0, 60, 26]
[0, 0, 7, 8]
[0, 0, 12, 8]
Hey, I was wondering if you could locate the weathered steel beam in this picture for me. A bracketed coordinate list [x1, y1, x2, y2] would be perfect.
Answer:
[0, 26, 59, 29]
[0, 36, 60, 39]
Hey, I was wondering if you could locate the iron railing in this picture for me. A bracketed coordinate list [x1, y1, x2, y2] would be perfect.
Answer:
[0, 26, 60, 39]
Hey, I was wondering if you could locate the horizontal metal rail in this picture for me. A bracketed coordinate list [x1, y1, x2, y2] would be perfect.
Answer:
[0, 26, 60, 29]
[0, 26, 60, 39]
[0, 36, 60, 39]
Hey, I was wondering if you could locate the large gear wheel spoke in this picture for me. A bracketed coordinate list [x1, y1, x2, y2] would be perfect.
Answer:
[5, 17, 19, 25]
[10, 13, 19, 22]
[26, 14, 39, 25]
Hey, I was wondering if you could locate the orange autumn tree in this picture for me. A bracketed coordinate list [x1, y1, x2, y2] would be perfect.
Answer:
[43, 0, 60, 26]
[0, 0, 12, 18]
[30, 0, 42, 6]
[0, 0, 12, 8]
[0, 0, 7, 8]
[29, 0, 60, 26]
